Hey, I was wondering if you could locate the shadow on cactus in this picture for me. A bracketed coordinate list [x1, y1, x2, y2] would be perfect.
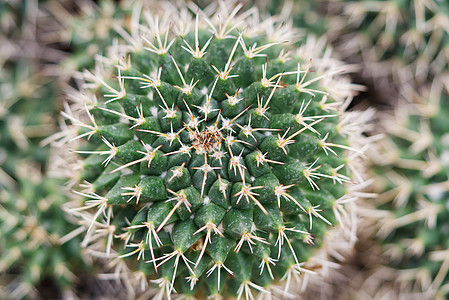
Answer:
[55, 1, 369, 299]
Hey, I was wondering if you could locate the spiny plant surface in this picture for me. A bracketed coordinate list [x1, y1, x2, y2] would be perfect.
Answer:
[57, 1, 367, 299]
[196, 0, 328, 36]
[0, 165, 89, 299]
[330, 0, 449, 85]
[0, 0, 57, 187]
[0, 1, 93, 299]
[44, 0, 135, 76]
[365, 81, 449, 299]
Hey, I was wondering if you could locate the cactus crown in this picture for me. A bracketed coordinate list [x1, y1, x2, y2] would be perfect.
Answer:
[58, 1, 366, 299]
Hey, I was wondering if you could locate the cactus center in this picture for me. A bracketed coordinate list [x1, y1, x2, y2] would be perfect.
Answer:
[191, 126, 223, 153]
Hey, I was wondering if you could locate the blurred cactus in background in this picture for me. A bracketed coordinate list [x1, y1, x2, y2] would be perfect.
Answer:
[261, 0, 329, 36]
[0, 0, 57, 185]
[53, 1, 370, 298]
[0, 164, 88, 299]
[0, 1, 91, 298]
[196, 0, 330, 37]
[352, 80, 449, 299]
[326, 0, 449, 97]
[42, 0, 135, 78]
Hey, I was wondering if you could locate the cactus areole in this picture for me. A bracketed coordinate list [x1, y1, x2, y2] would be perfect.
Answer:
[61, 2, 364, 299]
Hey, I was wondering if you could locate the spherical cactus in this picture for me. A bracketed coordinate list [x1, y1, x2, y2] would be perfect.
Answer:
[44, 0, 134, 76]
[329, 0, 449, 86]
[56, 1, 369, 298]
[363, 80, 449, 299]
[0, 163, 89, 299]
[0, 1, 97, 298]
[0, 0, 61, 187]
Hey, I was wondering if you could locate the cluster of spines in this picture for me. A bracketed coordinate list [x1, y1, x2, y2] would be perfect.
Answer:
[42, 0, 134, 76]
[362, 80, 449, 298]
[55, 2, 366, 299]
[0, 1, 94, 298]
[0, 167, 88, 299]
[329, 0, 449, 85]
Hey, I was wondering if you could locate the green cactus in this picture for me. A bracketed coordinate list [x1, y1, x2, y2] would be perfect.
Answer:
[0, 1, 95, 298]
[264, 0, 329, 36]
[44, 0, 134, 75]
[194, 0, 329, 36]
[56, 1, 368, 299]
[363, 81, 449, 299]
[0, 61, 58, 185]
[329, 0, 449, 85]
[0, 164, 89, 299]
[0, 0, 56, 185]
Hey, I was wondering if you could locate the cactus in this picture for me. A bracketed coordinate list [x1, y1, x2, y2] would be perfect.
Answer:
[55, 1, 369, 298]
[0, 6, 87, 294]
[0, 163, 89, 299]
[0, 0, 57, 185]
[361, 80, 449, 299]
[263, 0, 329, 36]
[43, 0, 135, 76]
[195, 0, 329, 36]
[0, 1, 95, 298]
[0, 62, 54, 186]
[328, 0, 449, 87]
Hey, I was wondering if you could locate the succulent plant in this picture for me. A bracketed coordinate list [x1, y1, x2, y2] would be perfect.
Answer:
[0, 163, 90, 299]
[362, 80, 449, 299]
[195, 0, 329, 36]
[0, 0, 54, 186]
[327, 0, 449, 88]
[56, 1, 369, 299]
[264, 0, 329, 36]
[0, 1, 97, 298]
[43, 0, 134, 76]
